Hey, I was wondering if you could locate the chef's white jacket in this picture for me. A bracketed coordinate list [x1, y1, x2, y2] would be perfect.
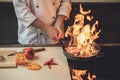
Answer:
[13, 0, 71, 44]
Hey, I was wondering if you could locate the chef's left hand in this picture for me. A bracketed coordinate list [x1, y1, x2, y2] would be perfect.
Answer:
[57, 28, 64, 40]
[54, 15, 66, 43]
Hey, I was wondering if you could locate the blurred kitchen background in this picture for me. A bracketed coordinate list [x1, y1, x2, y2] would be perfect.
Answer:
[0, 0, 120, 45]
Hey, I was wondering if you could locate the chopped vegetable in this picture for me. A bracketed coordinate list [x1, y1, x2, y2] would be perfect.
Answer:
[15, 54, 26, 65]
[23, 48, 35, 60]
[44, 57, 58, 69]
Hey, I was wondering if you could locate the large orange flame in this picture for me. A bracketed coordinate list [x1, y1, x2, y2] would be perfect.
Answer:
[65, 4, 101, 57]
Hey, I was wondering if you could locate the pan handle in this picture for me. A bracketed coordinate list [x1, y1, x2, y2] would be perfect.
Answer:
[59, 38, 69, 47]
[59, 38, 66, 44]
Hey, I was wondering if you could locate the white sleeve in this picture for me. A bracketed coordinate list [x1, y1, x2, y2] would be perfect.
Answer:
[13, 0, 37, 27]
[57, 0, 72, 20]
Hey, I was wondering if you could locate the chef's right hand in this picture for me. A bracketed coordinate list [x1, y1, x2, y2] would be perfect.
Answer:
[32, 18, 59, 43]
[45, 26, 59, 44]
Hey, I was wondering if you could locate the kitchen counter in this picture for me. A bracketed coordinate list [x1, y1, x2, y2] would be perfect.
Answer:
[0, 45, 71, 80]
[0, 44, 120, 80]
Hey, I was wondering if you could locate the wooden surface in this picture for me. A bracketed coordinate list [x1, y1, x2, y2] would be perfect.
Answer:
[0, 51, 16, 68]
[0, 47, 71, 80]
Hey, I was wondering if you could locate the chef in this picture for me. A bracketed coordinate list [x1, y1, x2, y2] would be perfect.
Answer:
[13, 0, 71, 44]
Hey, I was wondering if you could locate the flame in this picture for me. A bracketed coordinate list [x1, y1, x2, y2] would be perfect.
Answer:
[65, 4, 101, 57]
[72, 69, 96, 80]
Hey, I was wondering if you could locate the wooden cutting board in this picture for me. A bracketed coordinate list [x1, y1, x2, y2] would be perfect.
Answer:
[0, 47, 71, 80]
[0, 51, 16, 68]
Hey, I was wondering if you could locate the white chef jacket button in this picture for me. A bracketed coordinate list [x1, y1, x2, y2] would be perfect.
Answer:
[53, 3, 55, 5]
[36, 5, 39, 8]
[52, 16, 55, 19]
[40, 33, 43, 35]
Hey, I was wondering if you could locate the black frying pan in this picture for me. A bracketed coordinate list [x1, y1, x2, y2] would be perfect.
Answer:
[59, 38, 102, 61]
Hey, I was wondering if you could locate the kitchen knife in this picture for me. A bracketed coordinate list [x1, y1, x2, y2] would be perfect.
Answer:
[8, 48, 45, 56]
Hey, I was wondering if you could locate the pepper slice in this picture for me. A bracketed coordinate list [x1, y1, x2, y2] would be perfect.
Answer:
[15, 54, 26, 65]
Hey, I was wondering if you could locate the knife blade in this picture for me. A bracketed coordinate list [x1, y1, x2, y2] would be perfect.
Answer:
[8, 52, 22, 56]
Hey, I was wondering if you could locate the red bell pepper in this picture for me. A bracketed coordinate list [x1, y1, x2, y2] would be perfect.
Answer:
[22, 47, 45, 60]
[23, 47, 35, 60]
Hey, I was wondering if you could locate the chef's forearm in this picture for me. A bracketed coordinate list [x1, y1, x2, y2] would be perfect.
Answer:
[54, 15, 66, 31]
[32, 18, 50, 32]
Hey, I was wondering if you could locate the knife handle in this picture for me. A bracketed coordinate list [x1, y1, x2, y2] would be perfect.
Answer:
[34, 48, 46, 52]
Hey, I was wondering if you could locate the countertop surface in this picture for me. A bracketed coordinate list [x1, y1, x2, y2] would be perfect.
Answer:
[0, 46, 71, 80]
[0, 44, 120, 80]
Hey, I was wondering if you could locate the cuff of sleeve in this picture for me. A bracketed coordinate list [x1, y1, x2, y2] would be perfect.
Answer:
[19, 12, 37, 28]
[57, 3, 71, 20]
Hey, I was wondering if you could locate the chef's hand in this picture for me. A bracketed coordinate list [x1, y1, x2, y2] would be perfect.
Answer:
[56, 27, 64, 40]
[54, 15, 66, 42]
[32, 18, 59, 44]
[46, 26, 59, 43]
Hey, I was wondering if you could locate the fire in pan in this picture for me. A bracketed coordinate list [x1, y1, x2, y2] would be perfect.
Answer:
[60, 4, 103, 61]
